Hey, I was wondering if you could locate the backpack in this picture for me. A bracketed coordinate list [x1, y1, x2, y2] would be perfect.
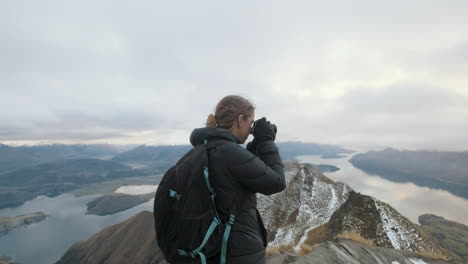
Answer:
[153, 139, 236, 264]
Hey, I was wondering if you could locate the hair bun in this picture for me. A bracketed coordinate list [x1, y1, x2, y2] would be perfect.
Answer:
[205, 114, 217, 128]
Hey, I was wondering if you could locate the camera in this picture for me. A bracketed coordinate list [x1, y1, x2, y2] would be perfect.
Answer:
[250, 120, 258, 134]
[250, 119, 276, 135]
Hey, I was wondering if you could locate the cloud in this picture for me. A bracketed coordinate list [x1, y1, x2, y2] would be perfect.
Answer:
[1, 0, 468, 149]
[340, 84, 466, 115]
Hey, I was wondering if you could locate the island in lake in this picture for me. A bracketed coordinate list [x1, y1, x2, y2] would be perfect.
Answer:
[86, 192, 155, 216]
[0, 255, 15, 264]
[0, 212, 48, 236]
[320, 153, 347, 159]
[302, 163, 340, 173]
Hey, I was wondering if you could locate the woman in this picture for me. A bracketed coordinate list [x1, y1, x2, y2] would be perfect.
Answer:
[189, 95, 286, 264]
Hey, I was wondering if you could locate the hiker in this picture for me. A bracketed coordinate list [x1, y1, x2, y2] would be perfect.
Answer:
[189, 95, 286, 264]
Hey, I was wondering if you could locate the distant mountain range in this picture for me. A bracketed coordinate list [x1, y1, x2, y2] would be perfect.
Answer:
[0, 141, 351, 175]
[0, 143, 134, 174]
[0, 144, 41, 174]
[0, 141, 349, 210]
[275, 141, 353, 161]
[111, 145, 192, 174]
[350, 148, 468, 199]
[56, 162, 463, 264]
[111, 141, 352, 171]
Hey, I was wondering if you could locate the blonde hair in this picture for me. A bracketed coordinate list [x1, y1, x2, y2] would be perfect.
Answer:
[205, 95, 255, 130]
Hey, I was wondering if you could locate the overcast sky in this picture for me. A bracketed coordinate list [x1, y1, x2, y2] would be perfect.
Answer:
[1, 0, 467, 150]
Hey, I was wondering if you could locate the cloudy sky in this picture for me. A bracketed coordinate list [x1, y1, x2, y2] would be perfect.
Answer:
[1, 0, 467, 150]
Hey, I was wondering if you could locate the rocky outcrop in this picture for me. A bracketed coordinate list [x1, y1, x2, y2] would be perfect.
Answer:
[323, 192, 456, 261]
[266, 239, 458, 264]
[0, 212, 47, 235]
[86, 192, 155, 216]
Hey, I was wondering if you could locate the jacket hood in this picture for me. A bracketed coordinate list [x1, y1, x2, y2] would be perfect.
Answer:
[190, 127, 239, 146]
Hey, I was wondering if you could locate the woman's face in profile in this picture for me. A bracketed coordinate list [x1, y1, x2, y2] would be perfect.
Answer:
[231, 112, 255, 144]
[241, 113, 255, 144]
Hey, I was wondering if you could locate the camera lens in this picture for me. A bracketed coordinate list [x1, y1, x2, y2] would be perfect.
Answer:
[250, 121, 257, 134]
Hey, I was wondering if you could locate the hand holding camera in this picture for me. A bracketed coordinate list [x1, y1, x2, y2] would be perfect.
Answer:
[250, 117, 277, 142]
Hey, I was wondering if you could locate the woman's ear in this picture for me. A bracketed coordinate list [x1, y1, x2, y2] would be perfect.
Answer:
[238, 114, 247, 128]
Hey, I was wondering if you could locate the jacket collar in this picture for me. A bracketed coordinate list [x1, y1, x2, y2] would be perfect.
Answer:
[190, 127, 239, 146]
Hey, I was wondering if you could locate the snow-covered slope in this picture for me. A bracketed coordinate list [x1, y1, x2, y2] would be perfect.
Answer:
[257, 162, 352, 251]
[326, 191, 454, 260]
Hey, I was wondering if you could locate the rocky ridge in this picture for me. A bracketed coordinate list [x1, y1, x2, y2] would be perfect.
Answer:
[324, 192, 454, 260]
[258, 162, 458, 262]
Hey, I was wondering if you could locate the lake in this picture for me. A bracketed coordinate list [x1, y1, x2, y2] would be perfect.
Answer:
[0, 193, 154, 264]
[296, 153, 468, 226]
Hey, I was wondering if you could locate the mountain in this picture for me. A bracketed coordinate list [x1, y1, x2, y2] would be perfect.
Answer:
[0, 159, 130, 186]
[15, 143, 133, 162]
[56, 211, 165, 264]
[0, 143, 135, 175]
[257, 162, 352, 251]
[349, 148, 468, 199]
[275, 141, 353, 161]
[56, 162, 461, 264]
[419, 214, 468, 262]
[257, 162, 456, 261]
[112, 145, 192, 174]
[0, 144, 41, 174]
[56, 211, 457, 264]
[308, 192, 455, 260]
[111, 141, 352, 173]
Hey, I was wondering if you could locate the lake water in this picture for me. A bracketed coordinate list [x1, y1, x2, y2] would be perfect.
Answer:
[1, 152, 467, 263]
[0, 194, 154, 264]
[296, 153, 468, 226]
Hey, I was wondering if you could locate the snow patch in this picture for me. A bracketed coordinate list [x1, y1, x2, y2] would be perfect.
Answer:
[409, 258, 428, 264]
[115, 185, 158, 195]
[374, 198, 413, 250]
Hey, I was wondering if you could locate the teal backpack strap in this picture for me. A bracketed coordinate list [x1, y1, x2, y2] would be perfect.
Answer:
[203, 139, 221, 222]
[175, 139, 227, 264]
[220, 214, 235, 264]
[176, 217, 221, 264]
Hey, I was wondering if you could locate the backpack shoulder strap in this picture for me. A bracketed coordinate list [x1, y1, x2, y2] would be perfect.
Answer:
[204, 139, 230, 152]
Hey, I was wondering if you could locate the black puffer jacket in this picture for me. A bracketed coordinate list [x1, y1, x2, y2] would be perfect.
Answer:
[190, 127, 286, 264]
